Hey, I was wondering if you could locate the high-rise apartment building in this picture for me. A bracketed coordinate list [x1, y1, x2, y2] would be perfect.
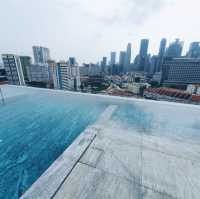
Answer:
[47, 60, 58, 88]
[32, 46, 50, 64]
[26, 63, 50, 84]
[1, 54, 25, 85]
[56, 61, 80, 91]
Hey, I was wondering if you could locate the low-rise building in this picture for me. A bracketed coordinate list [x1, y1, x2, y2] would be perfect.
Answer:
[121, 82, 150, 95]
[152, 72, 162, 84]
[187, 84, 200, 95]
[144, 87, 200, 104]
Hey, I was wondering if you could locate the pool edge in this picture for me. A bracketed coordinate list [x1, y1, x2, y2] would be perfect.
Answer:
[20, 105, 117, 199]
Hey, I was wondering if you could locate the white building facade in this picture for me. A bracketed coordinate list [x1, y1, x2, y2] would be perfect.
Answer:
[56, 62, 80, 91]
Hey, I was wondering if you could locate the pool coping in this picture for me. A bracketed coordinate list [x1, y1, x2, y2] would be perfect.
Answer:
[2, 85, 200, 109]
[20, 105, 117, 199]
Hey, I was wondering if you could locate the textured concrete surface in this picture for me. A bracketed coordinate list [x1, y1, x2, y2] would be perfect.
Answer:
[53, 121, 200, 199]
[20, 104, 200, 199]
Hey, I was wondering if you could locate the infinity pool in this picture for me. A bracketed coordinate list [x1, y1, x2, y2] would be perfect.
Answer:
[1, 85, 200, 199]
[0, 87, 108, 199]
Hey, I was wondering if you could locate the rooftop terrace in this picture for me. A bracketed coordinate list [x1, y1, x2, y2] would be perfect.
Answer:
[0, 85, 200, 199]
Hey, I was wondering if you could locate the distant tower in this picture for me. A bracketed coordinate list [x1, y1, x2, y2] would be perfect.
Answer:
[158, 38, 167, 58]
[68, 57, 76, 66]
[119, 51, 126, 73]
[32, 46, 51, 64]
[110, 52, 116, 66]
[139, 39, 149, 58]
[137, 39, 149, 71]
[124, 43, 132, 73]
[101, 57, 107, 75]
[165, 39, 183, 58]
[187, 42, 200, 58]
[156, 38, 167, 72]
[110, 52, 116, 75]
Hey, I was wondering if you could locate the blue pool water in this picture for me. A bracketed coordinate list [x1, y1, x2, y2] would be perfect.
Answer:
[0, 91, 108, 199]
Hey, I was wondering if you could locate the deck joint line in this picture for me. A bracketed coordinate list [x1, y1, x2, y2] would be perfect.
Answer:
[51, 134, 97, 199]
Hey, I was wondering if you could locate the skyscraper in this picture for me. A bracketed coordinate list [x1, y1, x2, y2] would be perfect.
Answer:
[110, 52, 116, 75]
[165, 39, 183, 58]
[156, 38, 167, 72]
[110, 52, 116, 66]
[102, 57, 107, 66]
[187, 42, 200, 58]
[144, 54, 151, 73]
[101, 57, 107, 74]
[124, 43, 132, 72]
[32, 46, 51, 64]
[119, 51, 126, 73]
[1, 54, 25, 85]
[68, 57, 76, 66]
[150, 55, 159, 75]
[158, 38, 167, 58]
[137, 39, 149, 71]
[139, 39, 149, 57]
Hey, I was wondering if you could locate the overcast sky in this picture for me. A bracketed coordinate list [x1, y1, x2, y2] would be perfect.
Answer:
[0, 0, 200, 63]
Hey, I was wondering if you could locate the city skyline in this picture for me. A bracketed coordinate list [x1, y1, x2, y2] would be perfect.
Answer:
[1, 38, 200, 65]
[1, 0, 200, 63]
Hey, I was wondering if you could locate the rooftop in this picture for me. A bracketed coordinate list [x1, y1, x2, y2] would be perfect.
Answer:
[0, 85, 200, 199]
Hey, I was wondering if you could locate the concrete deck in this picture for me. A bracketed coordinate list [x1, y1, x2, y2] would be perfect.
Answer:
[21, 104, 200, 199]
